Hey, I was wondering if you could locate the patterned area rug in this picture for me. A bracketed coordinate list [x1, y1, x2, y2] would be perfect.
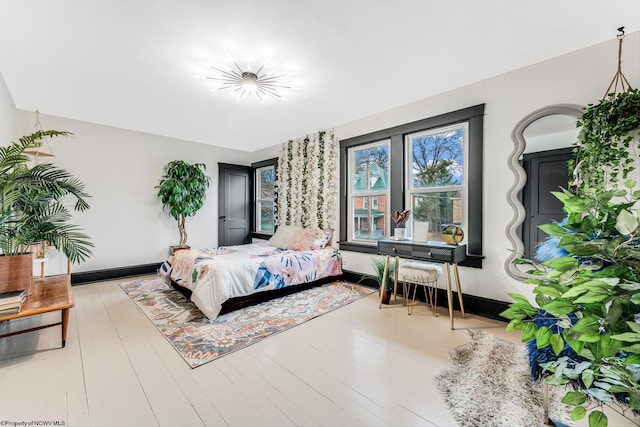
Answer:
[120, 277, 374, 368]
[434, 329, 573, 427]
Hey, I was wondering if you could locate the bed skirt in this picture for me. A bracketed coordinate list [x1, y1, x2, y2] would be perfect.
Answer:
[165, 275, 343, 315]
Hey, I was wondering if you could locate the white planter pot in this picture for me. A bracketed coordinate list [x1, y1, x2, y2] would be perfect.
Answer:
[394, 228, 406, 240]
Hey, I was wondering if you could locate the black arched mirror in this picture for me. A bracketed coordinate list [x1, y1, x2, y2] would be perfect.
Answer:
[505, 104, 583, 280]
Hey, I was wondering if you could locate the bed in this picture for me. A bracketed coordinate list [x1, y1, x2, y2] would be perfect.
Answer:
[158, 226, 342, 320]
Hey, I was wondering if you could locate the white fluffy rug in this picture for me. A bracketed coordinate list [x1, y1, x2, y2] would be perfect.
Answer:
[434, 329, 572, 427]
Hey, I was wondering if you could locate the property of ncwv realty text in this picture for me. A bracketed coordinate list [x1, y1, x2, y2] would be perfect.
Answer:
[1, 421, 65, 426]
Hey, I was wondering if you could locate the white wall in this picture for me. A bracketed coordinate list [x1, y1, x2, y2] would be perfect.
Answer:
[9, 110, 251, 275]
[250, 144, 280, 164]
[334, 33, 640, 303]
[0, 71, 17, 145]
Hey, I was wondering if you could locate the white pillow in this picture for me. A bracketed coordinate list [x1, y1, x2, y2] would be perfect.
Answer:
[268, 225, 303, 248]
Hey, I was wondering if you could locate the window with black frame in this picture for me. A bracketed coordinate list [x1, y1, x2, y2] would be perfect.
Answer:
[339, 104, 484, 268]
[406, 123, 466, 244]
[252, 158, 277, 237]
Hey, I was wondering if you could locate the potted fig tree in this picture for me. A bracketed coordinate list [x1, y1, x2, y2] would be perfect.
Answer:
[156, 160, 211, 252]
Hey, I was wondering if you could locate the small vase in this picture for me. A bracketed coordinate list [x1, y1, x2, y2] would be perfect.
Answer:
[394, 228, 406, 240]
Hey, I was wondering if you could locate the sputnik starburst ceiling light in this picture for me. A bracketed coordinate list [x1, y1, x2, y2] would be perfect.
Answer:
[196, 58, 295, 102]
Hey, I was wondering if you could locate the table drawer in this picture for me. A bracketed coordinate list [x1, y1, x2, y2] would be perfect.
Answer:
[412, 245, 466, 263]
[377, 240, 467, 264]
[377, 241, 412, 257]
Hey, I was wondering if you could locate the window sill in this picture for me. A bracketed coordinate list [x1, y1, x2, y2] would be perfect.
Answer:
[337, 241, 378, 254]
[251, 232, 273, 241]
[459, 253, 484, 269]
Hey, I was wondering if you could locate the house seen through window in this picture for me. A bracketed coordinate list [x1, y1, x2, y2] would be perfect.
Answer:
[349, 141, 390, 241]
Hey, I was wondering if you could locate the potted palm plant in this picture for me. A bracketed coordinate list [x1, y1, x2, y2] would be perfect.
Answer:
[0, 130, 93, 293]
[374, 256, 396, 304]
[156, 160, 211, 251]
[356, 256, 395, 304]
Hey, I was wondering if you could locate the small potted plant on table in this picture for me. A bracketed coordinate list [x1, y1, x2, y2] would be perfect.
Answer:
[392, 209, 411, 240]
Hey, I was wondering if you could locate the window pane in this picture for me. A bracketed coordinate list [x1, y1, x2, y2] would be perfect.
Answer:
[352, 195, 387, 241]
[411, 191, 462, 243]
[353, 145, 389, 193]
[409, 128, 463, 188]
[255, 164, 275, 234]
[258, 201, 275, 232]
[259, 167, 275, 198]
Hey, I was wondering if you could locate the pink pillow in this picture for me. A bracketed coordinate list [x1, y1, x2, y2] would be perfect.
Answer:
[312, 229, 333, 249]
[286, 228, 318, 251]
[269, 225, 303, 248]
[286, 228, 333, 251]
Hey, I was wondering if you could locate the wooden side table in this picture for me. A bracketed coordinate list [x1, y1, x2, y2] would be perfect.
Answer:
[0, 275, 74, 348]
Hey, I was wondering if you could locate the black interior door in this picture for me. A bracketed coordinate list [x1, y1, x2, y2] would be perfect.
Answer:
[522, 148, 573, 261]
[218, 163, 252, 246]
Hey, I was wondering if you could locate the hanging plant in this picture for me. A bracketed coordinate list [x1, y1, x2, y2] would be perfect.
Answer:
[571, 88, 640, 191]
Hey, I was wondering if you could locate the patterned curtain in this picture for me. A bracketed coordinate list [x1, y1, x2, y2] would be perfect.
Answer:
[276, 130, 338, 230]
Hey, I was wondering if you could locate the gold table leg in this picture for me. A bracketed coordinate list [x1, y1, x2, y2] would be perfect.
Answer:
[378, 255, 390, 308]
[378, 255, 401, 308]
[444, 262, 465, 329]
[393, 255, 399, 300]
[454, 263, 465, 319]
[445, 263, 454, 329]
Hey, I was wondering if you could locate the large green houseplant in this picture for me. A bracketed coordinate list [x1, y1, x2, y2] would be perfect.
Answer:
[503, 184, 640, 426]
[156, 160, 211, 248]
[503, 88, 640, 427]
[0, 130, 93, 273]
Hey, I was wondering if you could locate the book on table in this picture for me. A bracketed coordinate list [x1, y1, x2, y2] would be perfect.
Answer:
[0, 289, 27, 315]
[0, 305, 21, 315]
[0, 289, 27, 303]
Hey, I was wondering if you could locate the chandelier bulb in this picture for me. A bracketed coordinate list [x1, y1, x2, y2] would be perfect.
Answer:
[241, 72, 259, 92]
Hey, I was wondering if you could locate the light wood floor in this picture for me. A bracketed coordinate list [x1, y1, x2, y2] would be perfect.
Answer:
[0, 275, 634, 427]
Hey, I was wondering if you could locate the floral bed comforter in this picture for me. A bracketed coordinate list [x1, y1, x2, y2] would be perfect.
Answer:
[159, 243, 342, 320]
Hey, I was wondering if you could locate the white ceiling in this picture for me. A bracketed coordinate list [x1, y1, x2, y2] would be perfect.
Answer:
[0, 0, 638, 152]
